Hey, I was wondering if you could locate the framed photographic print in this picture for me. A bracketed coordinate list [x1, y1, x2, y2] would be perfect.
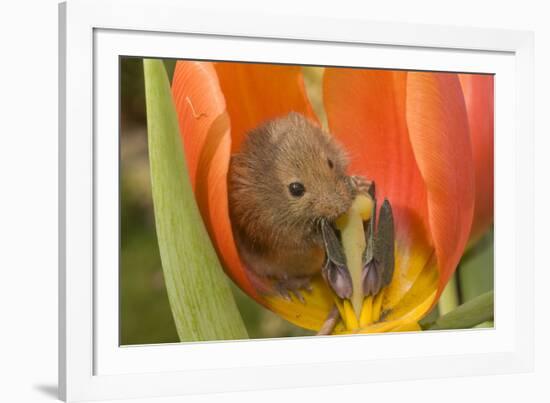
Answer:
[59, 0, 534, 401]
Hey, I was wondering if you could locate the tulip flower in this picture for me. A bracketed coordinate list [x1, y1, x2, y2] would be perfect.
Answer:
[171, 61, 493, 334]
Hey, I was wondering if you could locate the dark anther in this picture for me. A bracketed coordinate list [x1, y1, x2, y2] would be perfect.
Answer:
[322, 260, 352, 299]
[321, 220, 352, 299]
[363, 260, 384, 296]
[362, 190, 395, 296]
[367, 181, 376, 200]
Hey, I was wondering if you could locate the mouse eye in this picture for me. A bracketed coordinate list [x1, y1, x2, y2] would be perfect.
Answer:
[327, 158, 334, 169]
[288, 182, 306, 198]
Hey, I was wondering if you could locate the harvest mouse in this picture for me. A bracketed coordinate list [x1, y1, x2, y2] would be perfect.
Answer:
[228, 112, 370, 301]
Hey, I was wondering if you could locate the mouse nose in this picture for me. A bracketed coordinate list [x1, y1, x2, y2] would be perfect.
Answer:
[320, 193, 352, 221]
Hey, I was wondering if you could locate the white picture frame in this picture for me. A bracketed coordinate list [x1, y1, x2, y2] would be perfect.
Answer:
[59, 0, 534, 401]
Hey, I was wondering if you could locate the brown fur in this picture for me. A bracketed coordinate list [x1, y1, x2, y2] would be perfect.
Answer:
[228, 112, 357, 283]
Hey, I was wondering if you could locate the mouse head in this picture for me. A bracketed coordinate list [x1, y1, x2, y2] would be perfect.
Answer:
[230, 112, 355, 237]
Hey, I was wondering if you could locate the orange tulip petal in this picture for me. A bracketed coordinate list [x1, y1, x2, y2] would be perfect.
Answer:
[405, 72, 475, 295]
[214, 62, 319, 152]
[172, 61, 226, 189]
[323, 68, 434, 304]
[459, 74, 494, 242]
[172, 61, 256, 297]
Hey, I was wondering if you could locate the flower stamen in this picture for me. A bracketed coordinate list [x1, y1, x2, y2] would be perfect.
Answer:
[321, 183, 395, 331]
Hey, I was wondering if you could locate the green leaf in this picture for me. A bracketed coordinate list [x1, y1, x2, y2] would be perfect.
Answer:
[143, 59, 248, 341]
[473, 321, 494, 329]
[427, 291, 494, 330]
[438, 273, 460, 316]
[458, 230, 494, 302]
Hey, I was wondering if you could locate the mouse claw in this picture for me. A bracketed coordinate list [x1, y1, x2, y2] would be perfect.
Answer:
[350, 175, 374, 196]
[274, 283, 293, 301]
[273, 277, 311, 304]
[292, 289, 306, 304]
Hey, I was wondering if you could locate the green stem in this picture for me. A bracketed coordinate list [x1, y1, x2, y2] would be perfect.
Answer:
[428, 291, 494, 330]
[438, 273, 460, 316]
[143, 59, 248, 342]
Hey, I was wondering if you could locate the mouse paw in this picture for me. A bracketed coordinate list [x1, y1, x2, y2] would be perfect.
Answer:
[245, 269, 312, 303]
[273, 277, 312, 304]
[350, 175, 374, 197]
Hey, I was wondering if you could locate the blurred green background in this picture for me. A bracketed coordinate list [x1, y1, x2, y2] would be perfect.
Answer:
[120, 57, 494, 345]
